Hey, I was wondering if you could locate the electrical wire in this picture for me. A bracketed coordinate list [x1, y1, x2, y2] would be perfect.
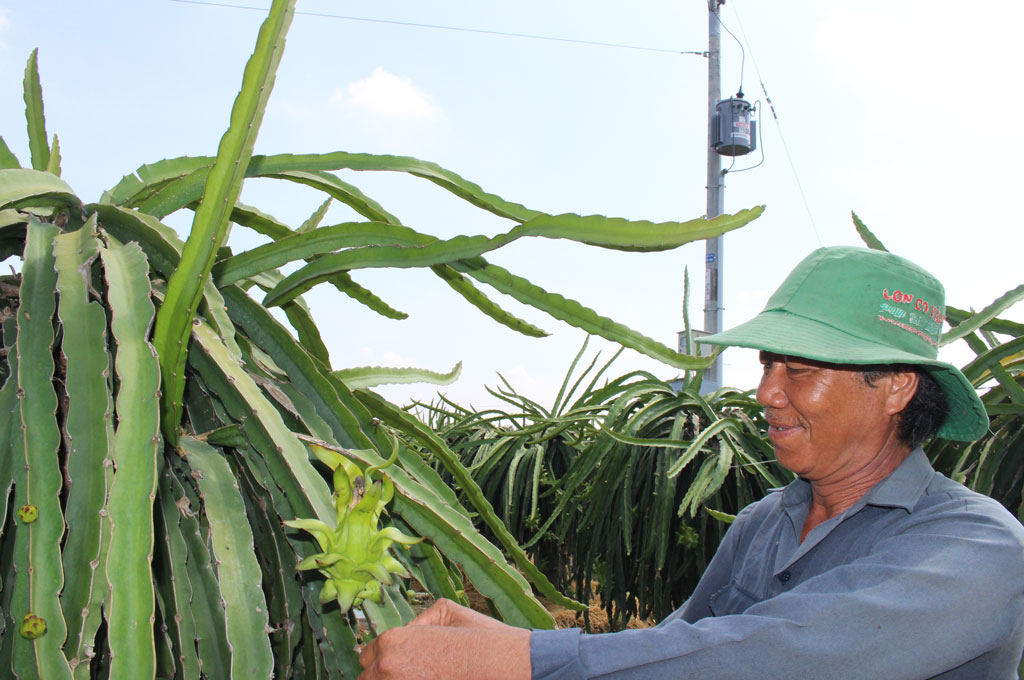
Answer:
[729, 0, 822, 246]
[168, 0, 706, 56]
[714, 4, 747, 98]
[171, 0, 813, 239]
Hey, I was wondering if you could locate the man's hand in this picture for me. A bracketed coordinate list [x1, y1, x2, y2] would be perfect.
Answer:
[408, 597, 511, 630]
[358, 599, 532, 680]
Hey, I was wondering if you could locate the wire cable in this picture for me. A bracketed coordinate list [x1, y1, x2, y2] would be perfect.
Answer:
[728, 0, 822, 246]
[169, 0, 707, 56]
[715, 6, 747, 98]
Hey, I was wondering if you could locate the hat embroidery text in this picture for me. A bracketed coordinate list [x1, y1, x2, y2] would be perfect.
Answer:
[879, 301, 907, 319]
[882, 288, 945, 324]
[877, 288, 943, 346]
[877, 315, 939, 347]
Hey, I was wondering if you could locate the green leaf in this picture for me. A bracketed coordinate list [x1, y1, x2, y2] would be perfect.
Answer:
[0, 168, 79, 211]
[258, 208, 762, 306]
[88, 203, 184, 277]
[201, 424, 247, 448]
[282, 299, 332, 365]
[705, 507, 736, 524]
[45, 135, 61, 177]
[666, 417, 741, 478]
[23, 49, 49, 172]
[153, 0, 295, 445]
[163, 464, 232, 679]
[249, 153, 533, 221]
[214, 221, 430, 286]
[959, 336, 1024, 384]
[597, 422, 693, 450]
[941, 284, 1024, 346]
[430, 263, 548, 337]
[299, 582, 362, 678]
[109, 151, 543, 223]
[362, 583, 414, 631]
[217, 218, 412, 320]
[1, 319, 23, 674]
[678, 440, 734, 517]
[334, 362, 462, 390]
[851, 211, 888, 251]
[0, 320, 18, 545]
[298, 196, 332, 233]
[984, 361, 1024, 406]
[354, 456, 557, 628]
[53, 220, 115, 671]
[454, 258, 713, 370]
[101, 237, 161, 680]
[221, 286, 374, 451]
[401, 535, 466, 605]
[230, 455, 306, 679]
[356, 389, 583, 616]
[16, 217, 73, 679]
[154, 470, 201, 680]
[327, 269, 411, 320]
[179, 437, 274, 679]
[509, 208, 763, 252]
[0, 137, 21, 169]
[265, 169, 401, 224]
[101, 155, 212, 207]
[226, 201, 293, 240]
[8, 326, 38, 677]
[189, 316, 334, 523]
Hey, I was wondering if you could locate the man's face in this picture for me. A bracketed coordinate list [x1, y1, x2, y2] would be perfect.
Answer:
[755, 352, 909, 483]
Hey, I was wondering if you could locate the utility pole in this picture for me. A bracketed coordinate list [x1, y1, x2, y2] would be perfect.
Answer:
[703, 0, 725, 392]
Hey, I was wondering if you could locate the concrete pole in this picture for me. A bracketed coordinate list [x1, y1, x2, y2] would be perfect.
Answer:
[703, 0, 725, 392]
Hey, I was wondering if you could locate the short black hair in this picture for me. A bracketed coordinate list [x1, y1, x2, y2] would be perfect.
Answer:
[861, 365, 948, 447]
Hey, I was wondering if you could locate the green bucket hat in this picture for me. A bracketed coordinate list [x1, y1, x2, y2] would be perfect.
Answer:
[698, 246, 988, 442]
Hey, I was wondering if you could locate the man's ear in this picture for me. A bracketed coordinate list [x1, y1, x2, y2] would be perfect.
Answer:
[885, 369, 919, 416]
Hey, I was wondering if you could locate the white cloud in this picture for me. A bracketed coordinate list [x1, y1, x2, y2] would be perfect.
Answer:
[269, 67, 446, 152]
[339, 67, 441, 121]
[357, 346, 421, 368]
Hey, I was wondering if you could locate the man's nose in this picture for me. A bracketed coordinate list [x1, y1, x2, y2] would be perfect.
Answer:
[756, 364, 788, 409]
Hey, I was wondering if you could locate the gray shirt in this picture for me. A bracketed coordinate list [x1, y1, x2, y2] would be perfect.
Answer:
[531, 448, 1024, 679]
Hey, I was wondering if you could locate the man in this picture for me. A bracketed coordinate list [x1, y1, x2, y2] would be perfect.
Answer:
[359, 246, 1024, 679]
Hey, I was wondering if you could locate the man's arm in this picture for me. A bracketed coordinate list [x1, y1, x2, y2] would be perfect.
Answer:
[358, 504, 750, 680]
[358, 599, 532, 680]
[532, 496, 1024, 679]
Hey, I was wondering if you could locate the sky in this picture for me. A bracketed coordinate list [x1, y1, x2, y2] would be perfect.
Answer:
[1, 0, 1022, 412]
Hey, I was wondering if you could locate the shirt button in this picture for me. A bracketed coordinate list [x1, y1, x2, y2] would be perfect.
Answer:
[778, 570, 792, 583]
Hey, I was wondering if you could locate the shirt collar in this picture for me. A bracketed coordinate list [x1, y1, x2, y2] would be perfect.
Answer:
[778, 447, 933, 514]
[858, 446, 933, 512]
